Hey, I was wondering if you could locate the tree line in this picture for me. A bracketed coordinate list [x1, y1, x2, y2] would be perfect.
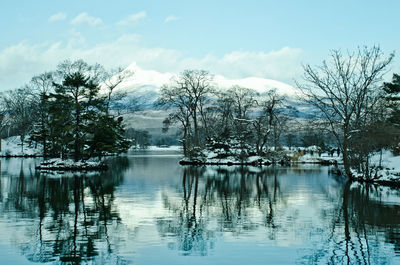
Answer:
[0, 59, 132, 161]
[160, 46, 400, 179]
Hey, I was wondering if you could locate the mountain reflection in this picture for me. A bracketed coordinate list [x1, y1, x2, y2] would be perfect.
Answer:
[0, 157, 130, 264]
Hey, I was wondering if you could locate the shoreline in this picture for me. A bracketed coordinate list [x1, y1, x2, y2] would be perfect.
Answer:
[179, 156, 340, 166]
[179, 156, 400, 187]
[0, 154, 42, 158]
[35, 158, 109, 171]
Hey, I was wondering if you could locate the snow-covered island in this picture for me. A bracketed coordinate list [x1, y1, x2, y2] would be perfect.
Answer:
[35, 158, 108, 171]
[179, 140, 400, 187]
[179, 140, 340, 166]
[1, 137, 108, 171]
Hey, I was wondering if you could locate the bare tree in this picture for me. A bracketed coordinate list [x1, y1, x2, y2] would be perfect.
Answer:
[297, 46, 394, 177]
[253, 89, 283, 155]
[227, 86, 258, 119]
[160, 70, 214, 148]
[29, 72, 55, 157]
[2, 86, 36, 153]
[224, 86, 258, 150]
[160, 83, 194, 156]
[215, 90, 235, 137]
[101, 67, 134, 115]
[56, 59, 104, 83]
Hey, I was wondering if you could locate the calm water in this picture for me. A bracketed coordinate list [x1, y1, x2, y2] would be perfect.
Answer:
[0, 151, 400, 264]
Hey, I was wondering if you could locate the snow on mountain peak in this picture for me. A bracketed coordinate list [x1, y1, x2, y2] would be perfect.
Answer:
[113, 62, 299, 97]
[214, 75, 299, 96]
[120, 62, 172, 90]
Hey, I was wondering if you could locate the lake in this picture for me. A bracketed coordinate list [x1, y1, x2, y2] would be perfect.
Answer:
[0, 150, 399, 264]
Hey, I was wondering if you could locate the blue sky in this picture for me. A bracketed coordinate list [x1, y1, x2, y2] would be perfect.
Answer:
[1, 0, 399, 90]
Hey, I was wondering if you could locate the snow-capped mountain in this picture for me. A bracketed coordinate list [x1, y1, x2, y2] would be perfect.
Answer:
[110, 62, 300, 109]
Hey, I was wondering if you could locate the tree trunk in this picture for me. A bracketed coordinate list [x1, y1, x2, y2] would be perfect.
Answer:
[193, 111, 199, 145]
[21, 134, 25, 154]
[74, 91, 81, 162]
[342, 140, 352, 178]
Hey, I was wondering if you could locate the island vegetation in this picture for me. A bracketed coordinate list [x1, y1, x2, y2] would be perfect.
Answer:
[0, 60, 132, 170]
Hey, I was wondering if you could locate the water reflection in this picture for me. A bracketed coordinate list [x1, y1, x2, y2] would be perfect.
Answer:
[0, 157, 399, 264]
[157, 166, 286, 256]
[0, 157, 130, 264]
[303, 181, 400, 264]
[158, 165, 400, 264]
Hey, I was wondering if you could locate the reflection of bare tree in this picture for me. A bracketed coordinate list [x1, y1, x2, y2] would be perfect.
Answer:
[0, 157, 130, 264]
[157, 165, 285, 255]
[303, 181, 400, 264]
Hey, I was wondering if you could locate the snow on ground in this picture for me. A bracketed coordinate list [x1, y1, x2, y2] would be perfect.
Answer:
[370, 150, 400, 182]
[0, 136, 41, 156]
[146, 145, 182, 151]
[36, 158, 107, 171]
[289, 149, 341, 164]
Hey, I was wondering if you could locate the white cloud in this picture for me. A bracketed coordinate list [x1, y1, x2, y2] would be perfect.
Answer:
[164, 15, 179, 23]
[198, 48, 304, 82]
[0, 35, 304, 91]
[48, 12, 67, 22]
[117, 11, 146, 26]
[71, 12, 102, 26]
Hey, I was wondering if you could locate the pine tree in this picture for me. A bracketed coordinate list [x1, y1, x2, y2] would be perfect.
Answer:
[383, 74, 400, 154]
[383, 74, 400, 126]
[49, 66, 130, 160]
[48, 86, 74, 158]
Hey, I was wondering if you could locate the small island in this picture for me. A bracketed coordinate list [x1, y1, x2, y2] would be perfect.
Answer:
[0, 60, 131, 171]
[35, 158, 108, 171]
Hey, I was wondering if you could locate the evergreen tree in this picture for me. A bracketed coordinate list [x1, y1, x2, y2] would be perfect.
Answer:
[48, 64, 130, 160]
[383, 74, 400, 126]
[383, 74, 400, 154]
[48, 83, 74, 158]
[52, 72, 99, 161]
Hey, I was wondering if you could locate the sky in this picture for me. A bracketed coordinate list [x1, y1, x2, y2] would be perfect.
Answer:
[1, 0, 399, 91]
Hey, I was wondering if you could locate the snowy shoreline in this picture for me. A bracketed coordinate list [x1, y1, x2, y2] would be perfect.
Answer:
[179, 147, 400, 187]
[0, 154, 42, 158]
[35, 158, 108, 171]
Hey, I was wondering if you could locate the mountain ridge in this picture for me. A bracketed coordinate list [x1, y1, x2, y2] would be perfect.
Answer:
[112, 62, 300, 98]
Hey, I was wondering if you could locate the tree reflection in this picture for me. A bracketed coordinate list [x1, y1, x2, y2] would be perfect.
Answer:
[303, 180, 400, 264]
[159, 165, 400, 263]
[2, 158, 399, 264]
[0, 157, 130, 264]
[157, 165, 286, 255]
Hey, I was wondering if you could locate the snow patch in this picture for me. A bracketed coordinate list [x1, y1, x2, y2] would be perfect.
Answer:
[36, 158, 108, 171]
[0, 136, 41, 157]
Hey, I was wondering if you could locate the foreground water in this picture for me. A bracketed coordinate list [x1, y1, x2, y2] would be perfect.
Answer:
[0, 150, 399, 264]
